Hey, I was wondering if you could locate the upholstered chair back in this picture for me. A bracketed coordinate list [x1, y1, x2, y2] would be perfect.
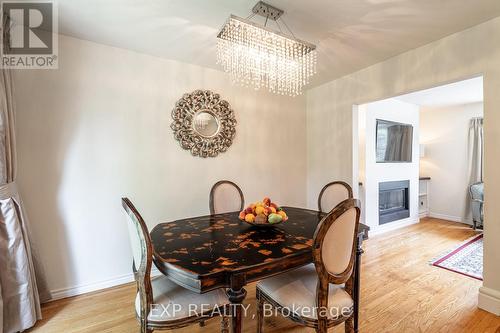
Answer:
[209, 180, 245, 214]
[318, 181, 353, 213]
[470, 182, 484, 226]
[313, 198, 361, 283]
[122, 198, 153, 323]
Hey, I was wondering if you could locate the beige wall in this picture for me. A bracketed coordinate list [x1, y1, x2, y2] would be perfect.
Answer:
[13, 35, 307, 296]
[306, 17, 500, 314]
[420, 102, 484, 224]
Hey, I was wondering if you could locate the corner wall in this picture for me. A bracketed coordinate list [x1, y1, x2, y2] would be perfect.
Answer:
[306, 17, 500, 315]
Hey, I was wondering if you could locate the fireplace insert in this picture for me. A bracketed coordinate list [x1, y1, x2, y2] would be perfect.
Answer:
[379, 180, 410, 225]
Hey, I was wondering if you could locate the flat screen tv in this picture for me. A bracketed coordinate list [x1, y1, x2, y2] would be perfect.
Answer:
[376, 119, 413, 163]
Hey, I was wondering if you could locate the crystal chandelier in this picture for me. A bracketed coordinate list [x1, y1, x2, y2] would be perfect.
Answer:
[216, 1, 317, 97]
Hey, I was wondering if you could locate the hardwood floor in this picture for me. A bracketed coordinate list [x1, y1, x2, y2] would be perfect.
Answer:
[27, 218, 500, 333]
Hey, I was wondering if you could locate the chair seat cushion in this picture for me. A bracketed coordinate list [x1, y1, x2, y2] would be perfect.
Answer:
[257, 264, 353, 320]
[135, 275, 229, 323]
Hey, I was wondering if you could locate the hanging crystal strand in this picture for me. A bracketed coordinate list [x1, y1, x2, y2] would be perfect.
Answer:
[216, 16, 317, 96]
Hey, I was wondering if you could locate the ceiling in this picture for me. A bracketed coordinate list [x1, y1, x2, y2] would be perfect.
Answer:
[55, 0, 500, 88]
[396, 76, 483, 107]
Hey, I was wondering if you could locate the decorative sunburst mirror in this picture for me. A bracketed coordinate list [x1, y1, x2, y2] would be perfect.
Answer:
[170, 90, 237, 158]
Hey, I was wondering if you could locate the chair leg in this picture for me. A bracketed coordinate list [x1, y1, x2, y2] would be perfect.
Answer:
[316, 319, 328, 333]
[199, 320, 206, 327]
[221, 315, 229, 333]
[257, 296, 264, 333]
[140, 321, 152, 333]
[473, 219, 477, 230]
[345, 316, 354, 333]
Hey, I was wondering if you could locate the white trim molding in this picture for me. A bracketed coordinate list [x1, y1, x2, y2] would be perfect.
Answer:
[369, 218, 419, 236]
[479, 286, 500, 315]
[48, 268, 161, 301]
[49, 273, 135, 301]
[429, 212, 473, 225]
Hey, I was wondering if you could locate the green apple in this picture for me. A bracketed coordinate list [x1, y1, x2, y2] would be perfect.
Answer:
[268, 213, 283, 224]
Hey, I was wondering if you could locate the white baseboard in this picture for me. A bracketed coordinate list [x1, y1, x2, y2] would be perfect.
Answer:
[368, 218, 419, 236]
[428, 212, 473, 225]
[48, 268, 161, 301]
[479, 287, 500, 315]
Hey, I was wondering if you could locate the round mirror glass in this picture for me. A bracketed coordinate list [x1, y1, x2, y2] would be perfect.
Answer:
[193, 111, 219, 137]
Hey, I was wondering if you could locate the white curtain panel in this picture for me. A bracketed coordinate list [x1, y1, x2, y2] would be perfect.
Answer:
[0, 15, 51, 332]
[464, 117, 484, 220]
[384, 125, 412, 162]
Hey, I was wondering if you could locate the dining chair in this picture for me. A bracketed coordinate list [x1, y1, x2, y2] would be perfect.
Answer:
[122, 198, 230, 333]
[209, 180, 245, 215]
[256, 198, 361, 333]
[318, 181, 353, 213]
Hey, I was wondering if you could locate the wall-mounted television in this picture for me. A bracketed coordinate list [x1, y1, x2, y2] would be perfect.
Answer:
[376, 119, 413, 163]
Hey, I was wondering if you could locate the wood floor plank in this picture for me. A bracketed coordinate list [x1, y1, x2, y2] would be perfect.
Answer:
[27, 218, 499, 333]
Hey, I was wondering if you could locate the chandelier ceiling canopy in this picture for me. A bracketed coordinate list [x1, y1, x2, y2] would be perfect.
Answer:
[216, 1, 317, 97]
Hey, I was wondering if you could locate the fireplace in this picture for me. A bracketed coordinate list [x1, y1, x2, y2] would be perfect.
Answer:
[379, 180, 410, 225]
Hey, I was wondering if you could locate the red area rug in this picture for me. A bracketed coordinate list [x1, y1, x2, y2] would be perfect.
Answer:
[431, 233, 483, 280]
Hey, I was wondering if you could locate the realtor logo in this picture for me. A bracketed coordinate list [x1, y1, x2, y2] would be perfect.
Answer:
[1, 1, 58, 68]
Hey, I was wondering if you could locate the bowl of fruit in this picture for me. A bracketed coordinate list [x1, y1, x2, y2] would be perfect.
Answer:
[239, 197, 288, 227]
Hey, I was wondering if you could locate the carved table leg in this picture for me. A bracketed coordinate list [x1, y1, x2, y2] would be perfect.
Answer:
[226, 274, 247, 333]
[353, 233, 364, 333]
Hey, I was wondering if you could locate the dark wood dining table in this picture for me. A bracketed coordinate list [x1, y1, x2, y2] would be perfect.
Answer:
[151, 207, 369, 333]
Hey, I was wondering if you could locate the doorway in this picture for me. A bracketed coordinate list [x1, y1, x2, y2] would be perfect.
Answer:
[352, 75, 484, 277]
